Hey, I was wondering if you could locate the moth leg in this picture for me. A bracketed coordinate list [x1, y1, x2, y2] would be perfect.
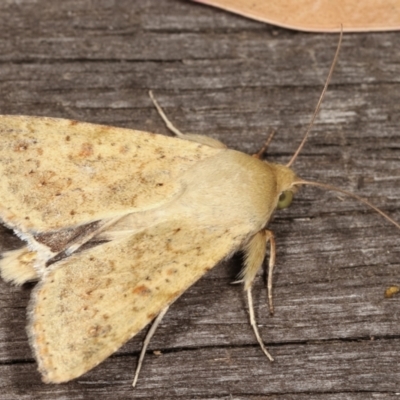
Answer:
[239, 229, 276, 315]
[241, 229, 276, 313]
[132, 305, 169, 387]
[149, 90, 226, 149]
[242, 230, 276, 361]
[253, 129, 276, 159]
[0, 246, 39, 285]
[247, 286, 274, 361]
[265, 231, 276, 315]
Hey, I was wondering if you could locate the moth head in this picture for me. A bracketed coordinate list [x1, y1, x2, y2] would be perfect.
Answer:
[270, 163, 300, 210]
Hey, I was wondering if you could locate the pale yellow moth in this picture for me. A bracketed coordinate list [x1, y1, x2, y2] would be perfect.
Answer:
[0, 33, 398, 387]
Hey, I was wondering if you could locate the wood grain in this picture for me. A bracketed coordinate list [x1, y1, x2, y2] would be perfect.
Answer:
[0, 0, 399, 398]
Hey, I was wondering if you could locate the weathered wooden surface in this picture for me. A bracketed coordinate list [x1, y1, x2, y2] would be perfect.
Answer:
[0, 0, 399, 398]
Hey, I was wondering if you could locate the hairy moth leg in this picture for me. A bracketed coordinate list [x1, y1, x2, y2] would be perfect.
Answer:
[242, 229, 276, 360]
[149, 91, 227, 149]
[132, 306, 169, 387]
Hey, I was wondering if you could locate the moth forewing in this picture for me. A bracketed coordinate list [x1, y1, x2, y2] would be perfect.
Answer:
[0, 115, 222, 233]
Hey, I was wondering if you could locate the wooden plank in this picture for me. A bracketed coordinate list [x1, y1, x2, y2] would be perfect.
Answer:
[0, 0, 399, 398]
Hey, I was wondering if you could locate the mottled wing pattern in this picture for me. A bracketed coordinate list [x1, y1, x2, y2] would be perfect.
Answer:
[0, 116, 221, 233]
[29, 218, 245, 383]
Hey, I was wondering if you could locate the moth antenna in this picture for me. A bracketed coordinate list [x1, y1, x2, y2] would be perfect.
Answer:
[294, 180, 400, 230]
[286, 29, 343, 168]
[253, 129, 276, 159]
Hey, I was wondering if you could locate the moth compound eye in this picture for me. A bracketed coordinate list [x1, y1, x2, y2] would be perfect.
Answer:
[277, 190, 293, 209]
